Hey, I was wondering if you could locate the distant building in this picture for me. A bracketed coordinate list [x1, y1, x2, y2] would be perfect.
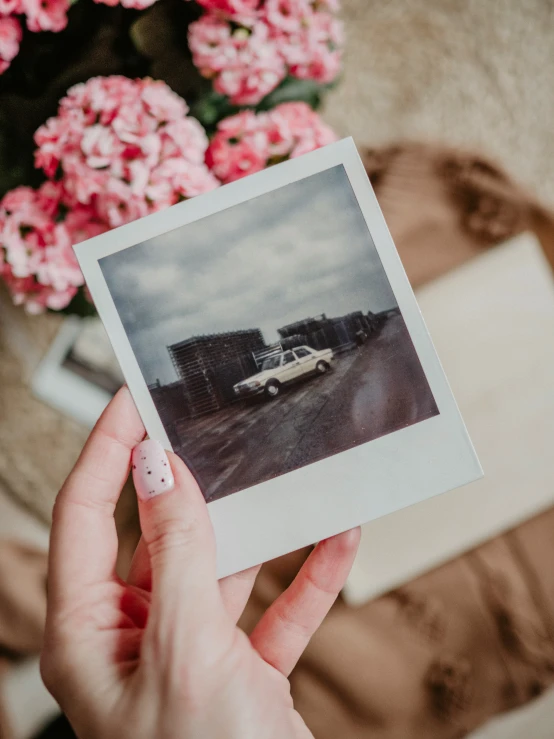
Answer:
[278, 314, 329, 339]
[167, 329, 265, 418]
[277, 310, 379, 353]
[375, 306, 400, 323]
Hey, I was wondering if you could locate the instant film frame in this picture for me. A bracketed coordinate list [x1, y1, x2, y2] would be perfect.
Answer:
[75, 138, 482, 578]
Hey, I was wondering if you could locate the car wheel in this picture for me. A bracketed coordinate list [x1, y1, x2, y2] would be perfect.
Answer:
[264, 380, 281, 398]
[316, 360, 330, 374]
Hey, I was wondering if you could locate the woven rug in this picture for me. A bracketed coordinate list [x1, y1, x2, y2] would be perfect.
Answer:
[326, 1, 554, 204]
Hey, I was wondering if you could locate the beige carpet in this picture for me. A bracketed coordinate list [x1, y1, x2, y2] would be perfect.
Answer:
[326, 0, 554, 205]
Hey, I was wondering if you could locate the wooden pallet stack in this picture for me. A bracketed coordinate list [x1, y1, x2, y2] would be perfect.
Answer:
[168, 329, 265, 418]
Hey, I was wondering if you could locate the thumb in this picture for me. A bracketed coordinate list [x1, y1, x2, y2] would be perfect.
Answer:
[131, 440, 223, 651]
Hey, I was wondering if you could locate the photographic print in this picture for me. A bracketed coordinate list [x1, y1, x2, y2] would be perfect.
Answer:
[62, 318, 124, 396]
[32, 317, 123, 427]
[31, 316, 124, 428]
[99, 164, 439, 502]
[77, 139, 481, 577]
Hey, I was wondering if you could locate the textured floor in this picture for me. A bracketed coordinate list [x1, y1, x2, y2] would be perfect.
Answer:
[325, 0, 554, 204]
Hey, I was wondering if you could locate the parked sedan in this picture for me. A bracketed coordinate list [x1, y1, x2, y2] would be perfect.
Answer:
[233, 345, 334, 399]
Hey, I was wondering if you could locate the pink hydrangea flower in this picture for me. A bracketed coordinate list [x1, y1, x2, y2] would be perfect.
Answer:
[192, 0, 261, 20]
[161, 117, 211, 163]
[34, 76, 219, 228]
[189, 16, 286, 106]
[146, 159, 219, 210]
[64, 203, 109, 243]
[0, 183, 107, 313]
[0, 16, 22, 75]
[278, 10, 344, 84]
[21, 0, 70, 33]
[35, 180, 65, 216]
[206, 102, 337, 183]
[1, 186, 37, 214]
[188, 15, 236, 72]
[263, 0, 312, 34]
[0, 0, 22, 13]
[206, 116, 268, 181]
[94, 0, 158, 8]
[189, 1, 344, 103]
[140, 79, 190, 121]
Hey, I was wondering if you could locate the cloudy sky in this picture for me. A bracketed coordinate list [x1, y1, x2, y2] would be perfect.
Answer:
[100, 165, 398, 386]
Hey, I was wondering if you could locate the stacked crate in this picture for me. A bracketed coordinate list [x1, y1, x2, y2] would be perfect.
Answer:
[168, 329, 265, 418]
[277, 310, 379, 353]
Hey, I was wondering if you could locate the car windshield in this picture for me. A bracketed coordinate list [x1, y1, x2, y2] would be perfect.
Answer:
[261, 355, 282, 370]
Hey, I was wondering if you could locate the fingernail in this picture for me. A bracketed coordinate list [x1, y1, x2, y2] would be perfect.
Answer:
[132, 439, 175, 501]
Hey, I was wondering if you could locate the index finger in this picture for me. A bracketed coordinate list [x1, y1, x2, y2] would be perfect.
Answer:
[48, 386, 145, 606]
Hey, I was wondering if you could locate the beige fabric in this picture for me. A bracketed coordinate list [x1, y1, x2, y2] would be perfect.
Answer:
[245, 507, 554, 739]
[0, 543, 46, 656]
[0, 291, 87, 525]
[325, 0, 554, 205]
[0, 543, 47, 739]
[362, 142, 543, 286]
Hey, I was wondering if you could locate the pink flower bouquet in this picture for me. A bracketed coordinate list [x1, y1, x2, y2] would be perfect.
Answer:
[0, 15, 21, 74]
[0, 183, 106, 312]
[0, 0, 342, 315]
[189, 0, 344, 106]
[34, 76, 219, 228]
[206, 102, 337, 183]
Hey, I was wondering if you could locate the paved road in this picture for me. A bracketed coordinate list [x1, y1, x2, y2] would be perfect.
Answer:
[172, 314, 438, 502]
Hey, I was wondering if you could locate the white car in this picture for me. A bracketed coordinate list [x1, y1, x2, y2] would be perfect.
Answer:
[233, 345, 335, 399]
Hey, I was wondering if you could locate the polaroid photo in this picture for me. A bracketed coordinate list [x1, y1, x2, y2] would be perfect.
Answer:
[75, 137, 482, 578]
[32, 316, 123, 427]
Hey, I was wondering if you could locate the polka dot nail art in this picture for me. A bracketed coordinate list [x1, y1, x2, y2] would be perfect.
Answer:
[131, 439, 175, 500]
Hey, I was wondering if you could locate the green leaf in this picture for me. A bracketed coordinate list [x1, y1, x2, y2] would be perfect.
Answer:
[191, 76, 334, 129]
[190, 90, 239, 130]
[59, 287, 98, 318]
[257, 77, 329, 111]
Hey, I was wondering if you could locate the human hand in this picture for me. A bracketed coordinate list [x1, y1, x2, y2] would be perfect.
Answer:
[41, 387, 360, 739]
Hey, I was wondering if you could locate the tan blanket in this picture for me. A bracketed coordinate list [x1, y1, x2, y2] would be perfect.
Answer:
[1, 141, 553, 739]
[0, 542, 47, 739]
[242, 509, 554, 738]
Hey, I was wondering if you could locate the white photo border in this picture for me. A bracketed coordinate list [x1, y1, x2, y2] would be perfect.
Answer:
[75, 138, 482, 578]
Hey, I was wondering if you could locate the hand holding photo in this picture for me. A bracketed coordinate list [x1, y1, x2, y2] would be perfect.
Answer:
[75, 138, 482, 577]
